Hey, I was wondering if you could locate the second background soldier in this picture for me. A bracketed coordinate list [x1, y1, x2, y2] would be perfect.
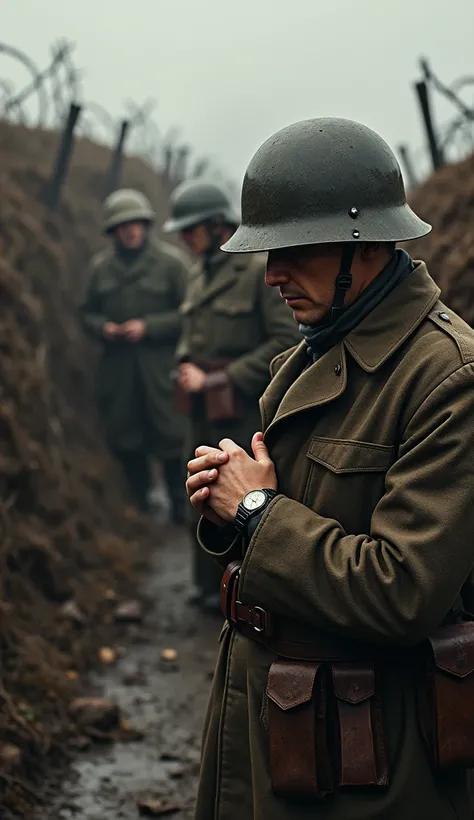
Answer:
[163, 179, 300, 612]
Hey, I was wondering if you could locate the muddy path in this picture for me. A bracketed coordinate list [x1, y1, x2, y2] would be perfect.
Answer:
[39, 523, 220, 819]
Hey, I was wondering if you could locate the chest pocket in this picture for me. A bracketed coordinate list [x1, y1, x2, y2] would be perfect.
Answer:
[95, 277, 120, 296]
[137, 277, 172, 313]
[303, 437, 395, 533]
[212, 297, 260, 354]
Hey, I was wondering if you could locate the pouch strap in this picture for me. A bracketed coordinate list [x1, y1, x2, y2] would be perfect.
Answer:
[332, 662, 386, 787]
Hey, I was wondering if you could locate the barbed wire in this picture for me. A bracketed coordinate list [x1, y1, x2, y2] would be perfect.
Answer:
[0, 38, 221, 187]
[398, 57, 474, 188]
[1, 40, 472, 195]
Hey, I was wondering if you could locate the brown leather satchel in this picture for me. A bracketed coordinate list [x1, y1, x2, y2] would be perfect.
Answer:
[417, 621, 474, 771]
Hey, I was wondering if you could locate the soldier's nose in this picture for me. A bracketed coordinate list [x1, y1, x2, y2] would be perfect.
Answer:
[265, 266, 290, 287]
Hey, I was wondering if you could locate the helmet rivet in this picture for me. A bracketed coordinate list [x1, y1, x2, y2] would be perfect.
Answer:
[349, 207, 359, 219]
[352, 229, 360, 239]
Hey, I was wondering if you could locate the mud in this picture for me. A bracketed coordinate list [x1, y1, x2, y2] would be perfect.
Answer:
[38, 523, 220, 820]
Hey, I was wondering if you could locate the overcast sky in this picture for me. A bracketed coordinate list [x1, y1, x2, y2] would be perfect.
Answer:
[2, 0, 473, 186]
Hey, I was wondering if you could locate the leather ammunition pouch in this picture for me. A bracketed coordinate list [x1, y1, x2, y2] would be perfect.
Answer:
[417, 621, 474, 771]
[266, 658, 388, 799]
[173, 357, 242, 421]
[220, 561, 474, 800]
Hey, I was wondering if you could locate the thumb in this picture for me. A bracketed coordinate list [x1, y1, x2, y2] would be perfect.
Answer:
[251, 432, 270, 463]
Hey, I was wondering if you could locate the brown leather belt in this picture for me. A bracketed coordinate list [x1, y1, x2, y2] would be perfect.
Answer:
[220, 560, 406, 663]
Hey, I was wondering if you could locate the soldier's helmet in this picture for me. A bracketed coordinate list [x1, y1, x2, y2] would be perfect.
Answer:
[103, 189, 155, 234]
[222, 117, 431, 254]
[163, 179, 239, 233]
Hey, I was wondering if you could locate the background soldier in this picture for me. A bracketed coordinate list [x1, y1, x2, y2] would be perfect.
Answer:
[186, 119, 474, 819]
[163, 179, 300, 612]
[80, 188, 189, 522]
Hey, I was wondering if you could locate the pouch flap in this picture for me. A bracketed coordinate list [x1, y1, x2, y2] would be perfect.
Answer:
[430, 623, 474, 679]
[266, 660, 318, 711]
[332, 663, 374, 704]
[307, 437, 394, 474]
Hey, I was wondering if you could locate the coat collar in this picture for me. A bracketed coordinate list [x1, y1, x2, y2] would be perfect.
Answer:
[107, 240, 159, 284]
[261, 262, 440, 433]
[344, 261, 440, 372]
[189, 253, 248, 309]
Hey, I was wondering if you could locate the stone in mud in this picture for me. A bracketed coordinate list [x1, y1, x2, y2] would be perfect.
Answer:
[137, 797, 180, 816]
[114, 599, 143, 623]
[69, 697, 120, 732]
[60, 599, 87, 624]
[0, 743, 22, 772]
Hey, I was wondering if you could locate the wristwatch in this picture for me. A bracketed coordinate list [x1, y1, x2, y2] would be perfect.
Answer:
[234, 489, 278, 536]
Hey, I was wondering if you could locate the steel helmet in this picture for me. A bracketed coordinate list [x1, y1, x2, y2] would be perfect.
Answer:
[163, 179, 239, 233]
[222, 117, 431, 254]
[103, 189, 155, 234]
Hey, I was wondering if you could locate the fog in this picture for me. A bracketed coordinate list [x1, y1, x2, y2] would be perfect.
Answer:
[2, 0, 473, 182]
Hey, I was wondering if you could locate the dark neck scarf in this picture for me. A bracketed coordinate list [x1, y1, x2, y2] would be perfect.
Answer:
[203, 249, 228, 280]
[300, 248, 414, 362]
[115, 238, 148, 265]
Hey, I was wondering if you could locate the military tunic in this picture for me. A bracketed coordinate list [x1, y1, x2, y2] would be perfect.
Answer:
[196, 263, 474, 820]
[80, 239, 189, 458]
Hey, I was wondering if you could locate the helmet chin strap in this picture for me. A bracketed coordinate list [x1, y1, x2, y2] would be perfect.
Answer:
[330, 243, 356, 322]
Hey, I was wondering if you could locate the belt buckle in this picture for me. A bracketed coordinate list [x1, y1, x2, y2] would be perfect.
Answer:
[248, 605, 272, 636]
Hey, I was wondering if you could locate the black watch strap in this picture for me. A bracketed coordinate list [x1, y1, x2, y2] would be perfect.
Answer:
[234, 488, 277, 536]
[245, 510, 265, 543]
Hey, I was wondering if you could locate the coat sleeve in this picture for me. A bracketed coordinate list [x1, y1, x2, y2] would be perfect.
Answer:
[78, 264, 107, 340]
[144, 256, 188, 343]
[227, 272, 301, 398]
[239, 363, 474, 646]
[197, 518, 243, 569]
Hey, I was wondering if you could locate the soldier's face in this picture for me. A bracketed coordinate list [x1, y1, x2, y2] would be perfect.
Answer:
[266, 243, 377, 326]
[115, 221, 147, 249]
[265, 244, 344, 325]
[181, 224, 211, 255]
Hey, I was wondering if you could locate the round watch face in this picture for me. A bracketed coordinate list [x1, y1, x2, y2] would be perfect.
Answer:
[243, 490, 266, 512]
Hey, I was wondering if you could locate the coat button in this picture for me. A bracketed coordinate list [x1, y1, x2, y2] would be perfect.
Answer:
[334, 363, 342, 376]
[438, 312, 451, 323]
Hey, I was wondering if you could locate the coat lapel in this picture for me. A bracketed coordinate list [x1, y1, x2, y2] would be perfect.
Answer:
[261, 263, 440, 435]
[105, 243, 156, 288]
[261, 342, 348, 434]
[189, 254, 241, 310]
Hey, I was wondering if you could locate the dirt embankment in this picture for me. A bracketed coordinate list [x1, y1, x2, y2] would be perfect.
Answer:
[407, 152, 474, 325]
[0, 120, 176, 815]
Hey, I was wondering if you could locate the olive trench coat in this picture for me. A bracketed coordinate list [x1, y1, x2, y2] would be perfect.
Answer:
[196, 262, 474, 820]
[176, 250, 301, 455]
[80, 240, 189, 457]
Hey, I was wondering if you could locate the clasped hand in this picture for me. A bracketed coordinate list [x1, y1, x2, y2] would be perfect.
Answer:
[103, 319, 146, 343]
[186, 432, 277, 525]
